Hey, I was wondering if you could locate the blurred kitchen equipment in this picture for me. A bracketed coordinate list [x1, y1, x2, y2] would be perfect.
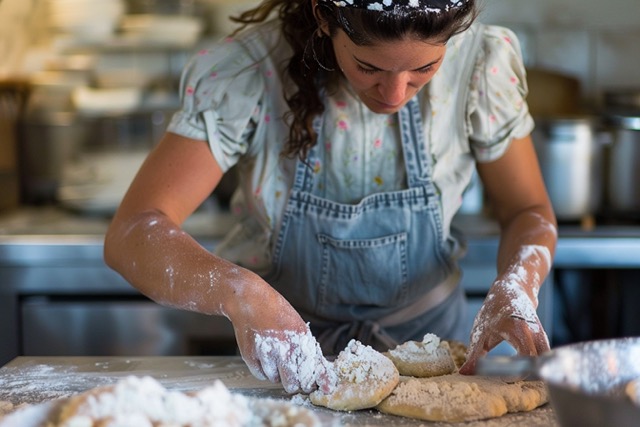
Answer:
[72, 86, 143, 116]
[119, 14, 204, 46]
[478, 337, 640, 427]
[19, 80, 89, 204]
[532, 116, 605, 222]
[19, 77, 174, 208]
[207, 0, 261, 36]
[0, 80, 30, 211]
[602, 90, 640, 218]
[56, 109, 174, 214]
[57, 150, 148, 214]
[47, 0, 125, 41]
[604, 88, 640, 110]
[526, 68, 583, 118]
[605, 113, 640, 217]
[126, 0, 198, 15]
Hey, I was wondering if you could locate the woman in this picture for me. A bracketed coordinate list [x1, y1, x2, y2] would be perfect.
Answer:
[104, 0, 557, 394]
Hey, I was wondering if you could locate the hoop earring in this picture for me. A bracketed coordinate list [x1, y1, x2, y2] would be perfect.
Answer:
[303, 28, 335, 72]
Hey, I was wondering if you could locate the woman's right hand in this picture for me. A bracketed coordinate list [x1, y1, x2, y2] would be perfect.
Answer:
[227, 273, 336, 394]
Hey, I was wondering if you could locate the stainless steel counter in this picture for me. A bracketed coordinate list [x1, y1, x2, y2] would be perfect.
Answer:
[1, 208, 640, 268]
[0, 356, 558, 426]
[1, 207, 639, 366]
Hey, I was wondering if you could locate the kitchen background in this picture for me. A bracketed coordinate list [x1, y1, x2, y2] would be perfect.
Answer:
[0, 0, 639, 366]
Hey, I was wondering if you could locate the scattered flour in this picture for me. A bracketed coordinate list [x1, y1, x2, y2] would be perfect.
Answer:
[0, 364, 117, 406]
[57, 376, 251, 427]
[2, 376, 322, 427]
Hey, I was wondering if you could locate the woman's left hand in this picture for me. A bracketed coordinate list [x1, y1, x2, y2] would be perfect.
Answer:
[458, 278, 550, 375]
[460, 135, 557, 375]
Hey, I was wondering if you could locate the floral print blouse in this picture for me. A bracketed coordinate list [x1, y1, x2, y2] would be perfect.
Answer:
[167, 20, 534, 273]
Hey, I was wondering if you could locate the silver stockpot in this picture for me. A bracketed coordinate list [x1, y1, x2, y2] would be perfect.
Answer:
[604, 112, 640, 216]
[531, 116, 605, 221]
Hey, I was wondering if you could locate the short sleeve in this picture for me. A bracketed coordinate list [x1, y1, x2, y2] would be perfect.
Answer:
[167, 38, 265, 172]
[466, 26, 534, 162]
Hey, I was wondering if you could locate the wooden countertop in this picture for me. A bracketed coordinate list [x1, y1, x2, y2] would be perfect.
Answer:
[0, 356, 558, 426]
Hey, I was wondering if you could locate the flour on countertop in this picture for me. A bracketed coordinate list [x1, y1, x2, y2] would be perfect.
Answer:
[0, 376, 323, 427]
[0, 364, 116, 406]
[56, 376, 252, 427]
[0, 358, 264, 410]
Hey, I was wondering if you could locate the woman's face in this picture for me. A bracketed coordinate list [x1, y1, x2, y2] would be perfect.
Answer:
[330, 29, 446, 114]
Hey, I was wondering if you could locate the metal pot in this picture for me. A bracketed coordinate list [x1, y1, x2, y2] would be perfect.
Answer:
[605, 113, 640, 216]
[532, 116, 605, 221]
[478, 337, 640, 427]
[18, 91, 88, 204]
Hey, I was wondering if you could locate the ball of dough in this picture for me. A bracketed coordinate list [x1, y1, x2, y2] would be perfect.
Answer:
[309, 339, 399, 411]
[384, 334, 457, 378]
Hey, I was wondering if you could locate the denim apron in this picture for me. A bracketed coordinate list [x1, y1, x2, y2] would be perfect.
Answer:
[265, 98, 468, 355]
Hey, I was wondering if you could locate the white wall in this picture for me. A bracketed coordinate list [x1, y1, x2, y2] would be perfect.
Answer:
[478, 0, 640, 105]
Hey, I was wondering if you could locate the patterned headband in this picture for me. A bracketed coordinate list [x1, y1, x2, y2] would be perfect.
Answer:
[318, 0, 469, 12]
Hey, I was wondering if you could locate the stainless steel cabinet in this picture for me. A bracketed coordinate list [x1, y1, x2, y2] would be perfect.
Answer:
[21, 297, 237, 357]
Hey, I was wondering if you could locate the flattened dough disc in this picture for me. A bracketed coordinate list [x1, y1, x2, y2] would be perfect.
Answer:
[377, 373, 548, 423]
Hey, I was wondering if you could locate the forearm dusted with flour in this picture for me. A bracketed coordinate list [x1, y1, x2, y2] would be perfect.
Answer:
[104, 210, 254, 319]
[493, 209, 557, 309]
[494, 209, 558, 307]
[458, 208, 557, 374]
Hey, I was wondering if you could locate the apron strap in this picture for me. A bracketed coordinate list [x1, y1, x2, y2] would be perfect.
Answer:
[317, 320, 399, 355]
[378, 268, 460, 327]
[314, 270, 460, 355]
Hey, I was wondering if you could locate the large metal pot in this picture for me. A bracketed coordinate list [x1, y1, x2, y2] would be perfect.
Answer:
[532, 116, 605, 221]
[605, 113, 640, 216]
[479, 337, 640, 427]
[19, 94, 88, 204]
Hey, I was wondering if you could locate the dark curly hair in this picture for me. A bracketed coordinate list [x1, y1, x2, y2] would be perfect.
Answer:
[230, 1, 477, 159]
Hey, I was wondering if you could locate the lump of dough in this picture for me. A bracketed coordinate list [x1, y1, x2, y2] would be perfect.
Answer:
[385, 333, 457, 378]
[377, 373, 548, 423]
[444, 339, 468, 369]
[52, 376, 322, 427]
[57, 376, 252, 427]
[309, 339, 399, 411]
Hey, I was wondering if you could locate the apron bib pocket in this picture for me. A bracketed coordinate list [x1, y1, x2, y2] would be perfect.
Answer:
[317, 232, 408, 318]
